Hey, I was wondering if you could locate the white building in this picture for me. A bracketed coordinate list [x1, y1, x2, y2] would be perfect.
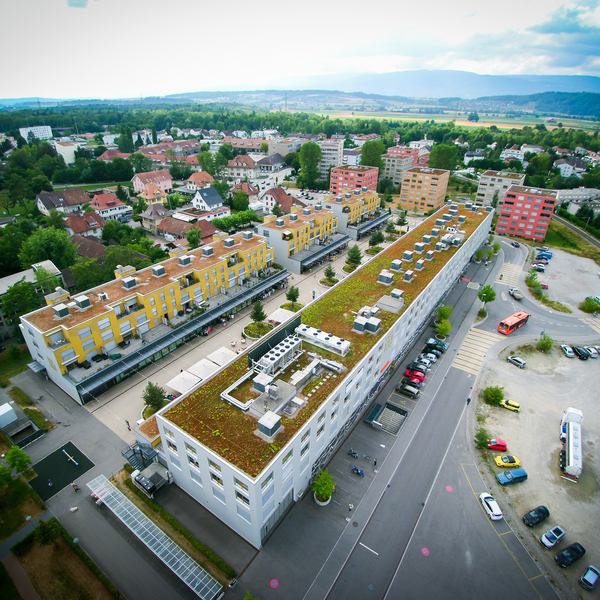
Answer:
[475, 171, 525, 206]
[317, 139, 344, 179]
[55, 141, 80, 166]
[343, 148, 362, 166]
[499, 147, 525, 163]
[251, 130, 278, 140]
[409, 139, 432, 149]
[19, 126, 53, 141]
[557, 188, 600, 203]
[138, 206, 492, 549]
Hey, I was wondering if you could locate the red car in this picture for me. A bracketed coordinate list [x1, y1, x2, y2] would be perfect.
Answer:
[541, 283, 548, 289]
[404, 369, 425, 381]
[488, 439, 508, 452]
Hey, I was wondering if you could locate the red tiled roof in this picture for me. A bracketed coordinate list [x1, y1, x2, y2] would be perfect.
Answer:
[157, 217, 218, 240]
[134, 169, 172, 184]
[228, 155, 256, 168]
[188, 171, 214, 184]
[61, 188, 90, 206]
[265, 187, 303, 212]
[231, 182, 258, 196]
[98, 149, 131, 161]
[139, 184, 167, 201]
[65, 211, 106, 234]
[71, 234, 107, 260]
[91, 193, 125, 210]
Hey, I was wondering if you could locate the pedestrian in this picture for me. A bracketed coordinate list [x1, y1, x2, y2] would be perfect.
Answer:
[373, 458, 378, 467]
[467, 397, 471, 406]
[48, 479, 53, 487]
[72, 482, 80, 492]
[125, 419, 131, 431]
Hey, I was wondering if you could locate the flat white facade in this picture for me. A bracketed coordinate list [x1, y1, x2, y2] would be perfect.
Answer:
[317, 139, 344, 178]
[19, 126, 53, 141]
[55, 142, 79, 166]
[153, 210, 492, 549]
[476, 171, 525, 206]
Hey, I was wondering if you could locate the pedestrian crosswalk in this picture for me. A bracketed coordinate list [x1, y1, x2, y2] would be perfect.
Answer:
[495, 263, 521, 287]
[452, 328, 504, 376]
[580, 317, 600, 335]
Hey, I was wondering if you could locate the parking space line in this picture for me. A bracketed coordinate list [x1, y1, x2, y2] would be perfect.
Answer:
[529, 574, 543, 582]
[359, 542, 379, 556]
[498, 530, 513, 536]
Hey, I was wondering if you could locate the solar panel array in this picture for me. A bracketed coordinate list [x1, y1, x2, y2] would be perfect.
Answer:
[87, 475, 223, 600]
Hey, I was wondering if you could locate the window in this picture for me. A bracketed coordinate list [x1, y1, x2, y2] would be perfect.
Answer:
[261, 472, 274, 491]
[101, 328, 113, 341]
[98, 317, 110, 330]
[318, 412, 325, 424]
[150, 297, 155, 306]
[78, 326, 92, 339]
[61, 348, 76, 362]
[282, 449, 293, 466]
[212, 487, 226, 504]
[333, 397, 339, 406]
[235, 490, 250, 506]
[190, 471, 202, 486]
[152, 308, 158, 317]
[237, 505, 251, 522]
[164, 428, 174, 439]
[82, 338, 95, 351]
[160, 292, 165, 301]
[185, 442, 196, 455]
[331, 406, 339, 419]
[317, 424, 325, 438]
[234, 478, 248, 492]
[167, 440, 177, 453]
[208, 459, 221, 473]
[301, 430, 310, 444]
[188, 455, 199, 469]
[210, 472, 223, 486]
[170, 288, 175, 297]
[301, 442, 310, 457]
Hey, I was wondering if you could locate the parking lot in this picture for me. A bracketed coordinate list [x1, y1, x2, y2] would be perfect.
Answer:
[474, 342, 600, 597]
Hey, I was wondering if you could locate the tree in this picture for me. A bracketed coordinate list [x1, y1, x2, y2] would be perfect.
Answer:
[487, 248, 494, 261]
[1, 278, 40, 325]
[260, 142, 269, 153]
[6, 446, 31, 475]
[118, 126, 134, 153]
[299, 142, 322, 188]
[0, 464, 12, 490]
[34, 266, 61, 294]
[437, 305, 452, 321]
[385, 221, 397, 235]
[482, 386, 504, 405]
[135, 133, 143, 149]
[285, 286, 300, 304]
[493, 242, 501, 254]
[428, 144, 459, 171]
[186, 228, 202, 249]
[272, 203, 283, 217]
[436, 319, 451, 337]
[537, 333, 554, 353]
[115, 184, 129, 204]
[478, 284, 497, 308]
[468, 112, 480, 122]
[369, 231, 384, 247]
[19, 227, 77, 270]
[45, 209, 65, 230]
[8, 344, 20, 360]
[128, 153, 153, 174]
[151, 125, 157, 145]
[250, 301, 266, 323]
[347, 244, 362, 266]
[213, 180, 230, 200]
[232, 191, 249, 212]
[93, 145, 108, 158]
[71, 257, 106, 291]
[491, 190, 499, 208]
[475, 248, 484, 261]
[34, 519, 61, 548]
[143, 381, 166, 410]
[324, 264, 336, 281]
[31, 174, 53, 195]
[360, 140, 386, 171]
[311, 469, 335, 502]
[397, 211, 407, 227]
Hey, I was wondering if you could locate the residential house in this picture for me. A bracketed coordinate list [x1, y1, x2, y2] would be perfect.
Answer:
[139, 184, 168, 206]
[476, 171, 525, 206]
[386, 146, 430, 168]
[353, 134, 381, 147]
[220, 137, 265, 153]
[140, 204, 173, 235]
[500, 145, 525, 163]
[463, 150, 485, 165]
[134, 207, 490, 549]
[343, 148, 362, 166]
[262, 187, 302, 214]
[36, 189, 90, 216]
[0, 217, 17, 228]
[398, 167, 450, 212]
[191, 187, 225, 213]
[251, 130, 278, 140]
[496, 186, 556, 240]
[521, 144, 544, 155]
[231, 182, 259, 202]
[329, 165, 378, 194]
[64, 212, 106, 238]
[409, 139, 433, 149]
[90, 193, 133, 223]
[227, 155, 259, 180]
[268, 138, 305, 157]
[186, 171, 214, 192]
[71, 234, 108, 262]
[157, 217, 217, 243]
[98, 149, 131, 161]
[132, 169, 173, 194]
[257, 153, 284, 173]
[557, 188, 600, 204]
[554, 157, 587, 178]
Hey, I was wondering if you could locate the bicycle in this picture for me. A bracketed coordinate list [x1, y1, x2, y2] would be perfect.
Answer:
[363, 454, 372, 462]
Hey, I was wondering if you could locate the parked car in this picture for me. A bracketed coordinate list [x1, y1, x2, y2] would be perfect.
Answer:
[537, 246, 550, 252]
[534, 258, 549, 265]
[573, 346, 591, 360]
[540, 283, 548, 289]
[480, 492, 503, 521]
[532, 264, 546, 272]
[488, 439, 507, 451]
[415, 357, 433, 369]
[561, 344, 575, 358]
[494, 455, 521, 468]
[418, 352, 438, 363]
[507, 356, 526, 369]
[555, 543, 586, 568]
[426, 338, 449, 351]
[511, 241, 520, 248]
[586, 296, 600, 304]
[401, 376, 422, 388]
[423, 346, 442, 357]
[395, 384, 420, 399]
[407, 362, 428, 374]
[579, 566, 600, 591]
[540, 526, 566, 549]
[500, 399, 521, 412]
[404, 369, 425, 381]
[537, 251, 553, 259]
[497, 467, 528, 485]
[584, 346, 599, 359]
[522, 505, 549, 527]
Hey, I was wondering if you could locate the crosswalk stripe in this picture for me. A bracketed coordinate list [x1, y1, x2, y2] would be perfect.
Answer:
[580, 318, 600, 335]
[453, 328, 504, 375]
[495, 262, 521, 286]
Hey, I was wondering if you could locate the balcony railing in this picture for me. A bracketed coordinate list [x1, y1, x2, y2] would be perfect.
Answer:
[47, 337, 68, 349]
[116, 303, 145, 318]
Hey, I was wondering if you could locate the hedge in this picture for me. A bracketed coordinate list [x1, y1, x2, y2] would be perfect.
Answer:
[23, 408, 52, 433]
[11, 517, 124, 599]
[7, 386, 33, 407]
[121, 467, 236, 578]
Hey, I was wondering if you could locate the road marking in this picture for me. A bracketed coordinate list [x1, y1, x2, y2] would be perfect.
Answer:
[580, 317, 600, 335]
[498, 530, 513, 536]
[496, 262, 522, 287]
[453, 329, 503, 375]
[359, 542, 379, 556]
[529, 575, 543, 582]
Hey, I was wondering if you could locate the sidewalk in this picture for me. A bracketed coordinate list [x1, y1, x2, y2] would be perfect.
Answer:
[2, 554, 41, 600]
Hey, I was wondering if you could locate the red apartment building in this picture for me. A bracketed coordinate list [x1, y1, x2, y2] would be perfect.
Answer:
[387, 146, 430, 167]
[496, 186, 557, 241]
[329, 165, 378, 194]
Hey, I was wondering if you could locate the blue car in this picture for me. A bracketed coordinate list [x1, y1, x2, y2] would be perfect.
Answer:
[537, 252, 552, 259]
[497, 468, 528, 485]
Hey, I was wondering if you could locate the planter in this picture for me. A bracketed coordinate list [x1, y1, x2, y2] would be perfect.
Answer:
[435, 334, 447, 341]
[314, 492, 331, 506]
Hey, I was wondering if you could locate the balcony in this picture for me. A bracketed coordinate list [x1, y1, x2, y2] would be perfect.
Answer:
[179, 277, 197, 290]
[116, 303, 145, 318]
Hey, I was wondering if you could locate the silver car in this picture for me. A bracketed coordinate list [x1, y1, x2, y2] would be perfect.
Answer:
[540, 525, 566, 549]
[561, 344, 575, 358]
[418, 352, 437, 363]
[584, 346, 599, 359]
[507, 356, 526, 369]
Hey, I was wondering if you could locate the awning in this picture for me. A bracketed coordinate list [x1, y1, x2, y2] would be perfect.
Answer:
[27, 360, 46, 373]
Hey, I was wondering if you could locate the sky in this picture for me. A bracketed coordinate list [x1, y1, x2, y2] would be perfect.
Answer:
[2, 0, 600, 99]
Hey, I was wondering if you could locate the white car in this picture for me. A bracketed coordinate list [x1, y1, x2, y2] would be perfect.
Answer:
[418, 353, 437, 363]
[415, 357, 433, 369]
[507, 356, 526, 369]
[584, 346, 599, 359]
[561, 345, 575, 358]
[480, 492, 503, 521]
[540, 526, 566, 549]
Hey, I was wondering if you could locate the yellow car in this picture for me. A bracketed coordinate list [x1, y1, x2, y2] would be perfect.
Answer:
[495, 455, 521, 468]
[500, 399, 520, 412]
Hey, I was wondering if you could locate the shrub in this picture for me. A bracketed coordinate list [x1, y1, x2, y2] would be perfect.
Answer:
[478, 307, 487, 318]
[437, 305, 452, 321]
[537, 333, 554, 353]
[579, 298, 600, 313]
[475, 249, 484, 261]
[311, 469, 335, 502]
[474, 428, 490, 450]
[482, 386, 504, 405]
[436, 319, 451, 337]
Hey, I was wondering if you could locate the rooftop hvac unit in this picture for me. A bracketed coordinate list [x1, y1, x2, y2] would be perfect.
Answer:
[53, 303, 69, 318]
[426, 250, 434, 261]
[335, 196, 343, 202]
[422, 235, 431, 244]
[431, 228, 440, 237]
[122, 276, 136, 289]
[303, 207, 311, 215]
[74, 295, 91, 309]
[390, 259, 402, 271]
[202, 246, 214, 256]
[152, 265, 166, 277]
[416, 259, 425, 271]
[345, 193, 352, 199]
[289, 214, 298, 221]
[243, 231, 253, 240]
[98, 292, 108, 301]
[404, 270, 414, 282]
[390, 289, 404, 299]
[414, 243, 424, 254]
[224, 238, 235, 248]
[276, 218, 285, 226]
[403, 250, 413, 261]
[179, 255, 192, 266]
[315, 203, 322, 211]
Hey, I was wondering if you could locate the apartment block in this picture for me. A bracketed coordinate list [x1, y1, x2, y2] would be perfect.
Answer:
[19, 126, 53, 141]
[495, 185, 557, 241]
[322, 189, 389, 240]
[399, 167, 450, 212]
[317, 139, 344, 179]
[255, 204, 348, 274]
[386, 146, 430, 169]
[476, 171, 525, 206]
[268, 138, 305, 157]
[342, 148, 362, 166]
[136, 206, 491, 549]
[20, 232, 288, 405]
[381, 154, 413, 186]
[329, 165, 378, 194]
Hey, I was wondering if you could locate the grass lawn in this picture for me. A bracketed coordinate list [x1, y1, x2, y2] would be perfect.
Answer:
[0, 346, 33, 388]
[545, 219, 600, 265]
[244, 322, 274, 338]
[280, 301, 304, 312]
[0, 562, 23, 600]
[0, 477, 46, 543]
[53, 181, 134, 191]
[142, 400, 167, 420]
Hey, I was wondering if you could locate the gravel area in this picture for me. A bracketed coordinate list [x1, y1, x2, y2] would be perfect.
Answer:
[525, 245, 600, 315]
[472, 344, 600, 599]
